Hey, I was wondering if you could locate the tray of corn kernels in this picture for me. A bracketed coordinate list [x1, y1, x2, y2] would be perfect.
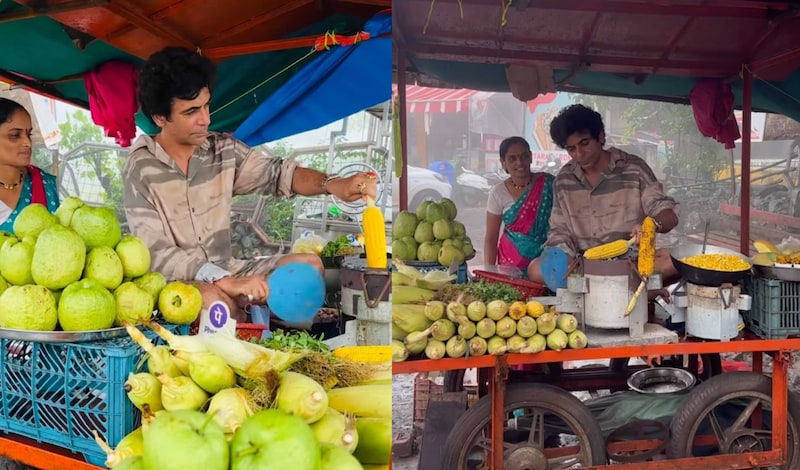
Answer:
[750, 239, 800, 282]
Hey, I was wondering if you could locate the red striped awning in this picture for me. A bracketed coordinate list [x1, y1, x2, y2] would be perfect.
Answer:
[394, 85, 478, 113]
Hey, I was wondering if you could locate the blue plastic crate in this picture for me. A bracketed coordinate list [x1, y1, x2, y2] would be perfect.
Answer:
[743, 277, 800, 339]
[0, 323, 188, 466]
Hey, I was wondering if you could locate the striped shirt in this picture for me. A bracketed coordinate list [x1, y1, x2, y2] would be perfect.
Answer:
[545, 147, 679, 256]
[122, 132, 298, 281]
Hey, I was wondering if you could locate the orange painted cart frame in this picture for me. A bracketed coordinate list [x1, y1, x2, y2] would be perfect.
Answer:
[393, 337, 800, 469]
[0, 434, 102, 470]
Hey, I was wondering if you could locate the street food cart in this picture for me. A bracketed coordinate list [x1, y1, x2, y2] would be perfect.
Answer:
[393, 1, 800, 468]
[0, 0, 391, 467]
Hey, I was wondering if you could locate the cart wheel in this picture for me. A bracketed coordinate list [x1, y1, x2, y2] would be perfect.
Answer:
[441, 383, 607, 469]
[609, 353, 722, 381]
[667, 371, 800, 468]
[443, 363, 564, 393]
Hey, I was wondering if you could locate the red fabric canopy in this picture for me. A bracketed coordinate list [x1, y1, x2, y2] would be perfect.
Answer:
[396, 85, 478, 113]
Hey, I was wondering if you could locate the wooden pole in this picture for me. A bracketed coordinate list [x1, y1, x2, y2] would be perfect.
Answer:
[740, 66, 752, 255]
[397, 51, 409, 211]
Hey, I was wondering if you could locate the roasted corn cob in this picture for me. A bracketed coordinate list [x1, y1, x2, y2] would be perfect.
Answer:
[583, 239, 632, 260]
[638, 216, 656, 277]
[626, 216, 656, 316]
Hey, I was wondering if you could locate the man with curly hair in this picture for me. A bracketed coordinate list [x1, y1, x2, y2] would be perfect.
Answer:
[528, 104, 679, 286]
[123, 46, 377, 319]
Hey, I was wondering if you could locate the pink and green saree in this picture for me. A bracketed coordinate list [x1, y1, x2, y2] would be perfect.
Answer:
[496, 173, 554, 270]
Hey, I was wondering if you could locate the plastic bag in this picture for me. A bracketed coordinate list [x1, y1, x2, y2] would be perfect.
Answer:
[777, 236, 800, 255]
[291, 230, 326, 254]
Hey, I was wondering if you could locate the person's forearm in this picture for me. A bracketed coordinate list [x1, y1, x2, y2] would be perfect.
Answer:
[291, 167, 328, 196]
[484, 239, 497, 264]
[654, 209, 679, 233]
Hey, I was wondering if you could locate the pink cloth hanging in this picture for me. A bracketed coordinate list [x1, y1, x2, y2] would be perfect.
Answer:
[83, 61, 139, 147]
[689, 79, 740, 150]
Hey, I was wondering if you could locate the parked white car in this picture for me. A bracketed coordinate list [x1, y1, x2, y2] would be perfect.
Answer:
[392, 165, 453, 213]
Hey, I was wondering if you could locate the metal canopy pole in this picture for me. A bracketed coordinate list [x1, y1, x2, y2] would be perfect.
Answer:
[398, 50, 409, 211]
[740, 66, 752, 255]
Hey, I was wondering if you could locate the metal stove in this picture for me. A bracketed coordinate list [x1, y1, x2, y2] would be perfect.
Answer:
[325, 255, 390, 348]
[666, 243, 754, 342]
[535, 258, 662, 338]
[655, 282, 750, 342]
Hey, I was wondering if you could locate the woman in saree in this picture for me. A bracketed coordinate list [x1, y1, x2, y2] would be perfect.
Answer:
[484, 136, 555, 271]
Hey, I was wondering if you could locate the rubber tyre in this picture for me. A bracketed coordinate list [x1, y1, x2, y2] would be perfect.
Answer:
[409, 190, 441, 213]
[609, 353, 722, 381]
[441, 383, 608, 468]
[460, 189, 485, 207]
[666, 371, 800, 468]
[443, 368, 466, 392]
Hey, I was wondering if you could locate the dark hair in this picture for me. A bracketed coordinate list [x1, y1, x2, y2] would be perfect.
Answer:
[499, 136, 530, 159]
[549, 104, 605, 149]
[138, 47, 217, 120]
[0, 98, 27, 124]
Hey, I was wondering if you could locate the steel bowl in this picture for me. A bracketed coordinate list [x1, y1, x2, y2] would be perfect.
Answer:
[671, 243, 752, 287]
[628, 367, 696, 395]
[0, 326, 127, 343]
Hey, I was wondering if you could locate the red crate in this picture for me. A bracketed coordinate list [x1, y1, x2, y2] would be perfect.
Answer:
[413, 374, 478, 423]
[472, 270, 548, 298]
[236, 323, 269, 341]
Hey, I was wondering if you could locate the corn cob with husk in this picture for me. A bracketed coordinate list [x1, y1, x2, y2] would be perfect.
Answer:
[327, 384, 391, 418]
[626, 216, 656, 316]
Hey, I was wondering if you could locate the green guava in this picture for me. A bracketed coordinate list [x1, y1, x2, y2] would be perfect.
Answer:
[13, 203, 57, 239]
[114, 282, 155, 326]
[438, 245, 465, 267]
[424, 202, 446, 223]
[0, 237, 35, 285]
[55, 196, 84, 227]
[416, 200, 433, 221]
[31, 225, 86, 290]
[391, 239, 415, 260]
[413, 222, 434, 244]
[133, 272, 167, 305]
[417, 241, 439, 262]
[115, 236, 152, 278]
[58, 279, 116, 331]
[0, 285, 57, 331]
[143, 410, 229, 470]
[158, 282, 203, 325]
[84, 246, 124, 290]
[462, 242, 475, 258]
[402, 236, 418, 255]
[230, 410, 319, 470]
[393, 211, 419, 239]
[439, 198, 458, 221]
[452, 221, 466, 239]
[70, 205, 121, 249]
[432, 219, 453, 240]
